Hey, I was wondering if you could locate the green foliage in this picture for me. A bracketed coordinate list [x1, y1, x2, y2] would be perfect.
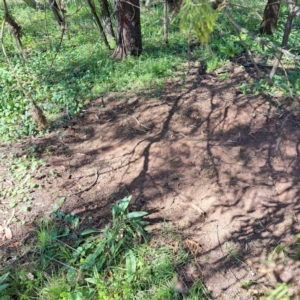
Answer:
[0, 153, 45, 214]
[0, 272, 10, 293]
[0, 4, 188, 141]
[178, 0, 217, 44]
[0, 195, 208, 299]
[77, 196, 149, 273]
[292, 233, 300, 260]
[263, 283, 290, 300]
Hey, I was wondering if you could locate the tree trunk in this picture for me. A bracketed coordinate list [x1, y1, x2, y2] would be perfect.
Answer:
[213, 0, 221, 10]
[49, 0, 64, 27]
[164, 0, 168, 44]
[259, 0, 281, 35]
[113, 0, 142, 59]
[98, 0, 115, 39]
[3, 0, 22, 47]
[87, 0, 110, 49]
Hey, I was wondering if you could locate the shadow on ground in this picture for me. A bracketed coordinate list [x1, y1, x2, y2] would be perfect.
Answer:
[1, 63, 300, 298]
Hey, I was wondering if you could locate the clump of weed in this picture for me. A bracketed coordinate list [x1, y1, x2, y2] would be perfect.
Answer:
[0, 195, 210, 299]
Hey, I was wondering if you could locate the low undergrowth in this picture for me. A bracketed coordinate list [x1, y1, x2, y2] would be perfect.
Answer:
[0, 196, 211, 299]
[1, 2, 299, 141]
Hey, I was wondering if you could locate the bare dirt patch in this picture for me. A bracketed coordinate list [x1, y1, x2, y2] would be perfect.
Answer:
[1, 63, 300, 298]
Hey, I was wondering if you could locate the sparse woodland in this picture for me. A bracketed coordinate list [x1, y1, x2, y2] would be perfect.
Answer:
[0, 0, 300, 299]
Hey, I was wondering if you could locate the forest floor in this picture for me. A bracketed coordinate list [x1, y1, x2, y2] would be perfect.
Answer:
[1, 60, 300, 299]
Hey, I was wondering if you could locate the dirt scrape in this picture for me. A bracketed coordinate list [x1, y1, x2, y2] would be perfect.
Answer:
[1, 63, 300, 299]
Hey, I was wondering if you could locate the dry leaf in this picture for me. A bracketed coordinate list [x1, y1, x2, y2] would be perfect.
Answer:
[245, 259, 253, 266]
[9, 241, 21, 248]
[26, 273, 34, 280]
[4, 227, 12, 240]
[248, 289, 259, 295]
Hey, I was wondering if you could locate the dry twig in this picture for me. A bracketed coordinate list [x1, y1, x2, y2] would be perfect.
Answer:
[74, 170, 99, 194]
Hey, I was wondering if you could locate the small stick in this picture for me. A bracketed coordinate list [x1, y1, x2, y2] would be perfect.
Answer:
[133, 116, 150, 130]
[3, 208, 15, 227]
[179, 202, 205, 215]
[74, 170, 99, 195]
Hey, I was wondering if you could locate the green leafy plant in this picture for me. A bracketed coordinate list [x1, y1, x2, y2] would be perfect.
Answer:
[241, 280, 257, 290]
[79, 196, 149, 280]
[0, 154, 45, 213]
[263, 283, 290, 300]
[178, 0, 217, 45]
[0, 194, 210, 299]
[0, 272, 10, 293]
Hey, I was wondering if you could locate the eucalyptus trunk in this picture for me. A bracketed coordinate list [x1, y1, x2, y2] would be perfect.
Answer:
[49, 0, 65, 27]
[113, 0, 142, 59]
[87, 0, 110, 49]
[259, 0, 281, 35]
[98, 0, 115, 39]
[3, 0, 22, 47]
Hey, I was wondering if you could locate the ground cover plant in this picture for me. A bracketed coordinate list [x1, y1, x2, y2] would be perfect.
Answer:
[0, 2, 188, 141]
[0, 1, 299, 141]
[0, 196, 211, 299]
[1, 0, 300, 298]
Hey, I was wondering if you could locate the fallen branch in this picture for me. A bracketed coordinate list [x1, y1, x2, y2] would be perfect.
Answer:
[269, 1, 296, 80]
[222, 7, 300, 61]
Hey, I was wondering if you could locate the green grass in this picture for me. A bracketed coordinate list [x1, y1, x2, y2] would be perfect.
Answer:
[0, 196, 210, 299]
[0, 1, 299, 141]
[0, 3, 188, 141]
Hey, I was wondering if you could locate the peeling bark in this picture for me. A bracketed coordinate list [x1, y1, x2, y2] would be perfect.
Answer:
[87, 0, 110, 49]
[113, 0, 142, 59]
[49, 0, 64, 26]
[98, 0, 115, 39]
[259, 0, 281, 35]
[3, 0, 22, 47]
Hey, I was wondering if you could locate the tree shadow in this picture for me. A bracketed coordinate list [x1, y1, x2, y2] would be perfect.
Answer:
[2, 63, 300, 298]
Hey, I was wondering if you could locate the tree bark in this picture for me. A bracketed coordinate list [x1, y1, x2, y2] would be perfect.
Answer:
[164, 0, 168, 44]
[3, 0, 22, 47]
[213, 0, 221, 10]
[113, 0, 142, 59]
[98, 0, 115, 39]
[49, 0, 64, 27]
[259, 0, 281, 35]
[87, 0, 110, 49]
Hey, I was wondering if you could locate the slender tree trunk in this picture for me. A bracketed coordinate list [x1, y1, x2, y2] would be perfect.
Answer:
[49, 0, 64, 27]
[269, 0, 297, 80]
[3, 0, 22, 47]
[259, 0, 281, 35]
[87, 0, 111, 49]
[98, 0, 115, 39]
[58, 0, 67, 30]
[164, 0, 168, 44]
[213, 0, 221, 10]
[113, 0, 142, 59]
[0, 22, 47, 130]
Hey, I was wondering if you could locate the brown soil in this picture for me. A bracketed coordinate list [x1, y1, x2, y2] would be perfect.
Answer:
[1, 63, 300, 299]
